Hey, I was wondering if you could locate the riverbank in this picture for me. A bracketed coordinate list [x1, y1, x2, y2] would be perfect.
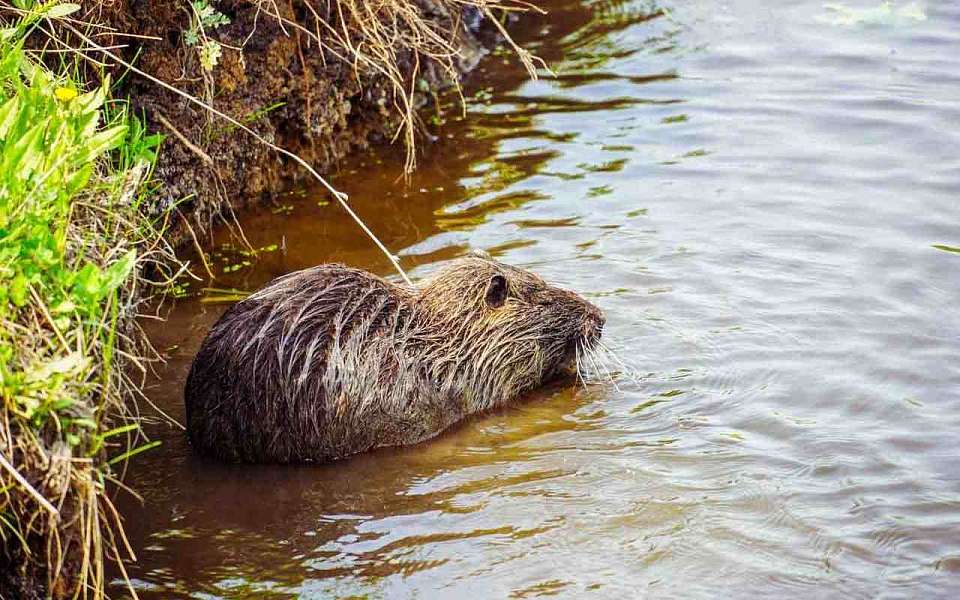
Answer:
[0, 1, 536, 597]
[94, 0, 535, 244]
[0, 6, 181, 596]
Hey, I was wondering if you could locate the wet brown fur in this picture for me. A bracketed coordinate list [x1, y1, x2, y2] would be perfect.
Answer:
[184, 254, 604, 463]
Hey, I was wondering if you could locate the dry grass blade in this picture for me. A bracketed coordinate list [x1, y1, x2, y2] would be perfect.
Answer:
[0, 453, 59, 518]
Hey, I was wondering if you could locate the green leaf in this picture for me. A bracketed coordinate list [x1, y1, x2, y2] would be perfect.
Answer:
[74, 124, 126, 164]
[0, 96, 20, 140]
[102, 249, 136, 291]
[44, 3, 81, 19]
[52, 397, 74, 411]
[52, 299, 76, 314]
[100, 423, 139, 439]
[34, 353, 88, 379]
[2, 119, 46, 177]
[65, 163, 92, 195]
[74, 86, 105, 116]
[10, 274, 28, 307]
[73, 262, 102, 299]
[107, 440, 161, 466]
[199, 40, 222, 71]
[73, 109, 100, 139]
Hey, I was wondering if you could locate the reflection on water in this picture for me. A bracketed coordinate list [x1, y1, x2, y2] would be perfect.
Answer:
[115, 0, 960, 597]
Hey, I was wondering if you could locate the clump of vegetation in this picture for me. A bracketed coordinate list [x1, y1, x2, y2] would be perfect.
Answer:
[0, 4, 181, 596]
[184, 0, 231, 72]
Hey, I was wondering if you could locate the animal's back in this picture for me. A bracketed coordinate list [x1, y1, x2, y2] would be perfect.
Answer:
[184, 264, 407, 462]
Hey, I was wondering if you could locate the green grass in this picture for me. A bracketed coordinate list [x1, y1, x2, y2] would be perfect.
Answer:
[0, 4, 177, 596]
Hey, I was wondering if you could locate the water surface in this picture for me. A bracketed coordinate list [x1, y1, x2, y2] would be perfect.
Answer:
[117, 0, 960, 597]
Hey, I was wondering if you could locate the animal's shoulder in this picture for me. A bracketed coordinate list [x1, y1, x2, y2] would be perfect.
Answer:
[245, 264, 392, 303]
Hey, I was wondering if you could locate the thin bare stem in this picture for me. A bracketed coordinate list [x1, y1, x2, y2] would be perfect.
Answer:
[0, 452, 59, 518]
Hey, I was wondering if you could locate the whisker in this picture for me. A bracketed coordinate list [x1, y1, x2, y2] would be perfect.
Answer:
[582, 344, 608, 386]
[574, 341, 581, 383]
[575, 340, 589, 390]
[573, 337, 638, 393]
[597, 341, 628, 378]
[591, 345, 621, 392]
[596, 340, 643, 384]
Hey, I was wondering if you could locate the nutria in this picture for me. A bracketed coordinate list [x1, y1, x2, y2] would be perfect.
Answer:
[184, 253, 604, 463]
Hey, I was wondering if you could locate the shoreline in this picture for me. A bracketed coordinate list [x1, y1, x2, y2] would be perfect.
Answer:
[0, 2, 535, 597]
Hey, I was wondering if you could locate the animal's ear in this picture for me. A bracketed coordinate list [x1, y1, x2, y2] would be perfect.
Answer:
[484, 274, 508, 308]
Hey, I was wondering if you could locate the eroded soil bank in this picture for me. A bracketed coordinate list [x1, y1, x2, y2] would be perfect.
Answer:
[101, 0, 501, 237]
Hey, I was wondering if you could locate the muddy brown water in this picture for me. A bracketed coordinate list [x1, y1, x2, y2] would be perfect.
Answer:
[113, 0, 960, 597]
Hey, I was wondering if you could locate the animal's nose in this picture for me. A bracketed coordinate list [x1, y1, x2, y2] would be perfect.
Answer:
[584, 309, 605, 341]
[591, 303, 605, 327]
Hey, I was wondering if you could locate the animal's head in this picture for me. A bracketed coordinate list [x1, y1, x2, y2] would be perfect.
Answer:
[415, 253, 605, 388]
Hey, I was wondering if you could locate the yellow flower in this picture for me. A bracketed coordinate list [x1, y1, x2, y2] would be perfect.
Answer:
[54, 87, 78, 101]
